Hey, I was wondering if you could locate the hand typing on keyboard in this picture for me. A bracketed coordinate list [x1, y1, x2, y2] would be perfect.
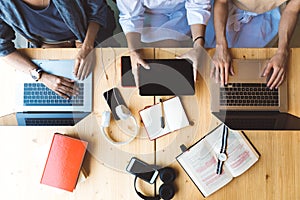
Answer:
[262, 51, 287, 90]
[211, 44, 234, 86]
[23, 82, 84, 106]
[39, 72, 79, 99]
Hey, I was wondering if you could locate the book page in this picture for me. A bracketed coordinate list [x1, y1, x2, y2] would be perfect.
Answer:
[139, 104, 171, 140]
[205, 124, 259, 177]
[139, 97, 189, 140]
[177, 140, 233, 197]
[163, 97, 189, 131]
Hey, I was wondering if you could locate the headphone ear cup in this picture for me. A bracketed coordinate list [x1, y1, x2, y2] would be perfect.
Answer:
[115, 105, 131, 120]
[159, 183, 175, 200]
[160, 167, 176, 183]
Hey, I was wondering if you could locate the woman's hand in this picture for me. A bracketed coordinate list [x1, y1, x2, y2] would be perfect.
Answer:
[130, 50, 150, 86]
[211, 44, 234, 86]
[177, 46, 206, 81]
[263, 50, 288, 89]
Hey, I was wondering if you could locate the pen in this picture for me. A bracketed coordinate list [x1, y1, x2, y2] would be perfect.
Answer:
[160, 98, 165, 128]
[216, 125, 228, 175]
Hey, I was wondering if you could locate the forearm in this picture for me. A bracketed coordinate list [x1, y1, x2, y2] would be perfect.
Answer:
[277, 0, 300, 54]
[214, 0, 229, 47]
[1, 51, 37, 74]
[125, 32, 142, 51]
[191, 24, 206, 47]
[82, 21, 100, 50]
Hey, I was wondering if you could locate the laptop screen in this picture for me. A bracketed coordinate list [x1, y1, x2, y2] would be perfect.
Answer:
[16, 112, 90, 126]
[212, 111, 300, 130]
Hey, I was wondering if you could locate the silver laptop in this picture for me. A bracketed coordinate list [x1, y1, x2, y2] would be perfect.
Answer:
[211, 59, 288, 113]
[211, 59, 300, 130]
[15, 59, 92, 126]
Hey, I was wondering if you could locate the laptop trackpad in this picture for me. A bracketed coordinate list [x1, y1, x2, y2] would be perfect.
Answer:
[230, 59, 268, 82]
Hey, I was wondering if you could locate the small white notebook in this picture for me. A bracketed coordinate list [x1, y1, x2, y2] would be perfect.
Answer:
[139, 97, 190, 140]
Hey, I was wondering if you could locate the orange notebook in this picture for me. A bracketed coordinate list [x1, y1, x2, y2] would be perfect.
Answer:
[40, 133, 88, 192]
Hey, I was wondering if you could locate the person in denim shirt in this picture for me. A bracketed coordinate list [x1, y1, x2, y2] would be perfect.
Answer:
[0, 0, 115, 99]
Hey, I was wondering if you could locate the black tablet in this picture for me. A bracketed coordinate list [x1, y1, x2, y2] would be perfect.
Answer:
[121, 56, 195, 96]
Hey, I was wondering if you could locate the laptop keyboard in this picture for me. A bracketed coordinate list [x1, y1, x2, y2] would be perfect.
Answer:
[220, 83, 279, 107]
[23, 83, 84, 106]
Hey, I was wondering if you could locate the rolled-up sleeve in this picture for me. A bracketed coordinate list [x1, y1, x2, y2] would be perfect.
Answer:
[85, 0, 108, 28]
[185, 0, 211, 25]
[0, 19, 16, 57]
[116, 0, 145, 34]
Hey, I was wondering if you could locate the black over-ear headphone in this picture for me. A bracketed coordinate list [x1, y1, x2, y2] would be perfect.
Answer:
[134, 167, 176, 200]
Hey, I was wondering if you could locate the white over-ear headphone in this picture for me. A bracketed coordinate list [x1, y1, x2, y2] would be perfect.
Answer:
[100, 105, 139, 145]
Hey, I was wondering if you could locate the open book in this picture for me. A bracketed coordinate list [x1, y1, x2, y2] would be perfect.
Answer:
[176, 124, 259, 197]
[139, 96, 190, 140]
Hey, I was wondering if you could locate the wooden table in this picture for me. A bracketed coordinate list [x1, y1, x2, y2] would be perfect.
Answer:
[0, 48, 299, 200]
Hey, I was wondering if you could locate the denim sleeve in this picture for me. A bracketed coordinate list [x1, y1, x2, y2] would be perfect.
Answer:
[0, 19, 16, 57]
[85, 0, 108, 28]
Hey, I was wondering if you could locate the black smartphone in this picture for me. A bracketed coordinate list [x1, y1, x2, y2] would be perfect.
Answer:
[126, 157, 159, 184]
[103, 87, 127, 120]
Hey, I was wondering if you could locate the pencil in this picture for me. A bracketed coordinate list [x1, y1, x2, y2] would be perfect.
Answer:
[160, 98, 165, 128]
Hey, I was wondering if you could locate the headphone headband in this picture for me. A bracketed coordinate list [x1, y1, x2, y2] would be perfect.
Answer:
[134, 176, 160, 200]
[100, 110, 139, 145]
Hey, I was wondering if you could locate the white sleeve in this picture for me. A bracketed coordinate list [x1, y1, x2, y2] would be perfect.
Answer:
[116, 0, 146, 34]
[185, 0, 211, 25]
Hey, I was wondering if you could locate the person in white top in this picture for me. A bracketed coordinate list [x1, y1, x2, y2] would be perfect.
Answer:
[209, 0, 300, 89]
[117, 0, 211, 86]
